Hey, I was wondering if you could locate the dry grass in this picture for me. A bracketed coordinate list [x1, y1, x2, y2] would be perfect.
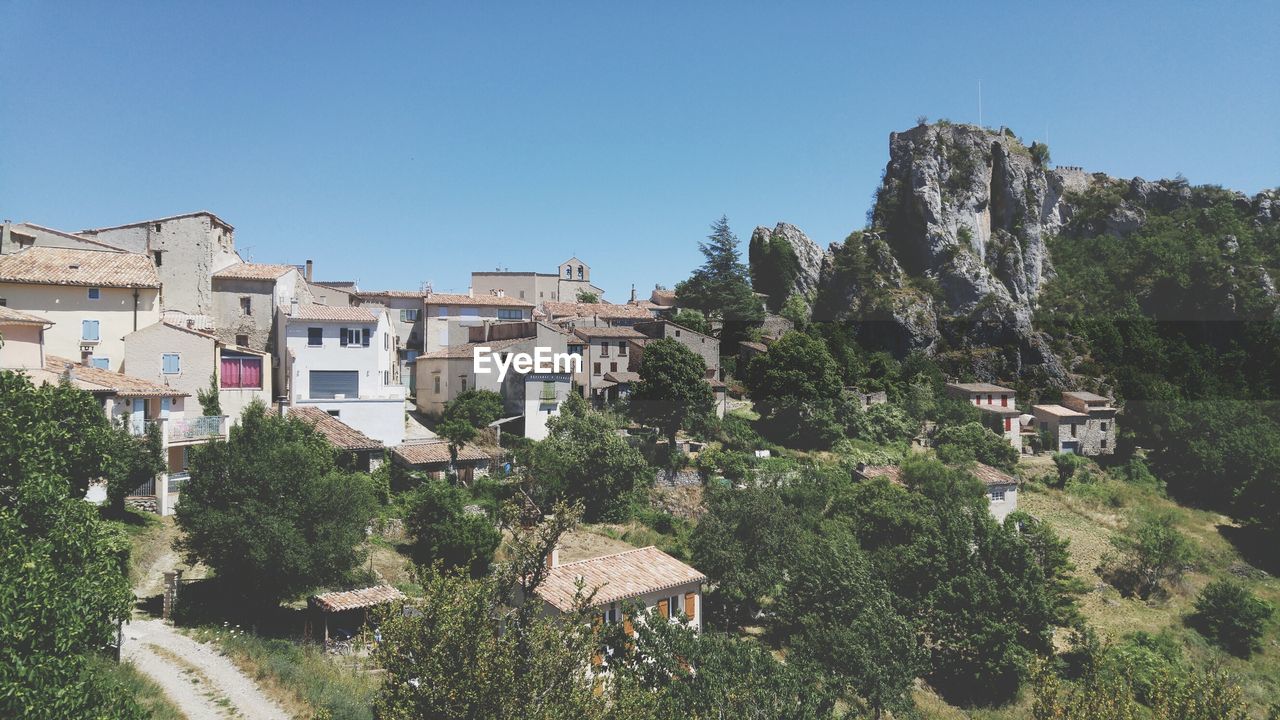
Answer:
[557, 528, 638, 563]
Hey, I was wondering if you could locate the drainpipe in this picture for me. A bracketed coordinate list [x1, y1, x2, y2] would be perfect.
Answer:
[133, 288, 140, 330]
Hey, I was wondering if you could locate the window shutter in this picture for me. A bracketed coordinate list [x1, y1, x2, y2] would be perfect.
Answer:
[657, 599, 668, 618]
[82, 319, 99, 341]
[622, 615, 633, 636]
[340, 328, 349, 347]
[684, 592, 695, 618]
[362, 328, 371, 347]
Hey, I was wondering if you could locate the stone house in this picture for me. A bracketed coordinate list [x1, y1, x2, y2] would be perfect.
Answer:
[354, 290, 427, 394]
[1033, 391, 1117, 456]
[855, 461, 1019, 521]
[631, 320, 720, 378]
[945, 381, 1023, 453]
[211, 262, 313, 358]
[572, 326, 647, 402]
[422, 292, 535, 353]
[277, 303, 405, 447]
[288, 405, 386, 473]
[77, 212, 242, 316]
[534, 546, 707, 634]
[123, 320, 273, 426]
[0, 246, 161, 371]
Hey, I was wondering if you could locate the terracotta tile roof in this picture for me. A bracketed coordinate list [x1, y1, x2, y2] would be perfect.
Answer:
[357, 289, 425, 300]
[290, 406, 383, 451]
[972, 463, 1018, 487]
[649, 289, 678, 306]
[572, 326, 647, 340]
[947, 382, 1015, 394]
[424, 292, 533, 308]
[739, 341, 768, 353]
[0, 247, 159, 288]
[544, 302, 653, 320]
[0, 306, 52, 325]
[420, 337, 527, 360]
[603, 371, 641, 384]
[1032, 403, 1087, 418]
[536, 546, 706, 612]
[43, 355, 186, 397]
[213, 263, 295, 280]
[857, 465, 903, 484]
[310, 585, 405, 612]
[12, 223, 130, 251]
[392, 441, 490, 466]
[288, 304, 378, 322]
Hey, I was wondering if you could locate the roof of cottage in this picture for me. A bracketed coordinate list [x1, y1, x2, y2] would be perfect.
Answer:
[1032, 403, 1088, 418]
[1062, 390, 1111, 404]
[310, 585, 405, 613]
[946, 381, 1015, 394]
[971, 463, 1019, 487]
[857, 465, 903, 484]
[420, 336, 528, 360]
[290, 406, 383, 451]
[392, 441, 490, 466]
[287, 304, 379, 323]
[739, 341, 768, 353]
[0, 246, 159, 288]
[213, 263, 296, 280]
[976, 404, 1023, 416]
[572, 326, 647, 340]
[0, 305, 52, 325]
[544, 301, 653, 320]
[603, 371, 641, 384]
[357, 289, 425, 300]
[535, 546, 706, 612]
[42, 355, 187, 397]
[11, 223, 130, 251]
[649, 289, 678, 306]
[423, 292, 533, 308]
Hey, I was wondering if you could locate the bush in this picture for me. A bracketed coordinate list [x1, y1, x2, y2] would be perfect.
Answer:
[405, 481, 501, 578]
[1101, 514, 1195, 599]
[1052, 452, 1091, 487]
[1191, 579, 1274, 657]
[933, 421, 1019, 471]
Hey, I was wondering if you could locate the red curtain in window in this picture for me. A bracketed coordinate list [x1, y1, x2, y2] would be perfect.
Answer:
[221, 357, 241, 388]
[240, 359, 262, 389]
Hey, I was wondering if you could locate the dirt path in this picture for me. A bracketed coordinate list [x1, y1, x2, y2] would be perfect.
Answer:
[123, 618, 291, 720]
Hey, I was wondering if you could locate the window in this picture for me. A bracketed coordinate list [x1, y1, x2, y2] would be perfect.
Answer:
[617, 341, 627, 355]
[384, 332, 389, 349]
[400, 308, 420, 322]
[599, 342, 609, 357]
[1070, 423, 1078, 438]
[162, 353, 180, 374]
[1100, 422, 1108, 432]
[327, 410, 340, 418]
[221, 354, 263, 389]
[987, 393, 993, 404]
[433, 375, 441, 394]
[1004, 417, 1012, 431]
[460, 376, 468, 392]
[519, 290, 525, 299]
[81, 319, 100, 341]
[668, 596, 679, 619]
[0, 298, 6, 306]
[437, 306, 449, 317]
[593, 363, 601, 375]
[310, 370, 358, 399]
[577, 265, 583, 280]
[540, 382, 557, 402]
[565, 267, 572, 279]
[605, 603, 618, 624]
[1001, 394, 1008, 407]
[497, 308, 523, 320]
[610, 362, 617, 372]
[1101, 439, 1108, 449]
[90, 357, 110, 369]
[307, 327, 323, 346]
[235, 334, 249, 347]
[240, 296, 252, 315]
[153, 223, 162, 232]
[340, 328, 370, 347]
[87, 287, 101, 300]
[383, 370, 390, 384]
[674, 329, 681, 337]
[990, 489, 1006, 502]
[152, 251, 162, 267]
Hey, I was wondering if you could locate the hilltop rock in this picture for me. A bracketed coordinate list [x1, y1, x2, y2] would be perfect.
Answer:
[750, 223, 825, 299]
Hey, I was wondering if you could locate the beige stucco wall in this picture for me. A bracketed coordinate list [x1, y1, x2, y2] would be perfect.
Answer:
[0, 282, 160, 371]
[422, 303, 533, 352]
[0, 322, 46, 369]
[124, 322, 217, 397]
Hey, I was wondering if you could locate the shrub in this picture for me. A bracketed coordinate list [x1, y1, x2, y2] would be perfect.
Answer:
[1029, 141, 1051, 166]
[1101, 515, 1195, 599]
[1190, 579, 1274, 657]
[1052, 452, 1091, 487]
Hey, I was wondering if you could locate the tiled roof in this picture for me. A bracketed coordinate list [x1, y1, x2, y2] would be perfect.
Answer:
[857, 465, 903, 484]
[972, 463, 1018, 487]
[424, 292, 533, 308]
[12, 223, 129, 251]
[976, 404, 1023, 416]
[0, 306, 52, 325]
[310, 585, 405, 613]
[288, 304, 378, 322]
[0, 247, 159, 288]
[43, 355, 186, 397]
[947, 382, 1015, 394]
[421, 337, 527, 359]
[392, 441, 490, 466]
[213, 263, 295, 280]
[544, 302, 653, 319]
[1032, 403, 1087, 418]
[1062, 390, 1111, 403]
[739, 341, 768, 353]
[603, 371, 641, 384]
[358, 290, 424, 299]
[649, 289, 678, 306]
[536, 546, 706, 612]
[290, 406, 383, 451]
[572, 326, 646, 340]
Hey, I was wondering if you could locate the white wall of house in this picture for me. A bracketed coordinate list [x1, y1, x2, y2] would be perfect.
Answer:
[556, 581, 704, 634]
[0, 282, 160, 371]
[522, 374, 572, 440]
[987, 483, 1019, 522]
[296, 397, 405, 447]
[0, 321, 46, 369]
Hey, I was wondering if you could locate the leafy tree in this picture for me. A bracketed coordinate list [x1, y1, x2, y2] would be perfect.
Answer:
[690, 483, 804, 623]
[0, 372, 143, 719]
[846, 402, 918, 444]
[196, 372, 222, 416]
[933, 421, 1019, 471]
[1052, 451, 1092, 487]
[176, 401, 377, 611]
[1005, 511, 1085, 626]
[437, 389, 504, 478]
[779, 293, 809, 327]
[406, 481, 501, 578]
[1029, 140, 1051, 166]
[575, 289, 600, 303]
[630, 338, 714, 450]
[777, 523, 922, 718]
[1190, 579, 1274, 657]
[675, 216, 764, 347]
[1101, 514, 1195, 599]
[669, 308, 709, 335]
[528, 393, 649, 521]
[742, 331, 845, 448]
[104, 419, 165, 516]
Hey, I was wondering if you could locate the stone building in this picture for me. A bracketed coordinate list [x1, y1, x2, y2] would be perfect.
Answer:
[945, 381, 1023, 453]
[1032, 391, 1117, 456]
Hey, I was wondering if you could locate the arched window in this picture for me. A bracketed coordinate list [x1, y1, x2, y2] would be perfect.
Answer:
[577, 265, 584, 280]
[565, 267, 572, 279]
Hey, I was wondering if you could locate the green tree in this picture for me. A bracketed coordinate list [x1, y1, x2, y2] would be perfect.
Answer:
[669, 308, 710, 335]
[748, 229, 801, 312]
[1191, 579, 1274, 657]
[406, 481, 501, 578]
[437, 389, 504, 479]
[175, 401, 377, 611]
[742, 330, 845, 448]
[630, 338, 714, 450]
[104, 419, 165, 516]
[933, 421, 1019, 470]
[1101, 514, 1195, 599]
[0, 372, 143, 719]
[778, 524, 922, 718]
[1029, 141, 1051, 166]
[529, 393, 650, 521]
[675, 216, 764, 347]
[196, 372, 222, 416]
[575, 289, 600, 303]
[1005, 511, 1085, 625]
[847, 402, 918, 444]
[779, 293, 810, 326]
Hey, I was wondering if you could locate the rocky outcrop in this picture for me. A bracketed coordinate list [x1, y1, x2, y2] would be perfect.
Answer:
[750, 223, 825, 299]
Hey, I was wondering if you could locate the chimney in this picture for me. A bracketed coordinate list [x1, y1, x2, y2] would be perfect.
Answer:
[629, 284, 636, 303]
[467, 286, 474, 298]
[545, 543, 560, 570]
[304, 260, 313, 282]
[1, 220, 10, 254]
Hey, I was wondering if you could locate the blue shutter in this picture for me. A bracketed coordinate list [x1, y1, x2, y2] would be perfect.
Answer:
[91, 357, 110, 369]
[82, 320, 99, 341]
[162, 353, 180, 374]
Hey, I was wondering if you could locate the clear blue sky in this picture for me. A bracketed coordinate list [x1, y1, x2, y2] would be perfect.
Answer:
[2, 2, 1276, 300]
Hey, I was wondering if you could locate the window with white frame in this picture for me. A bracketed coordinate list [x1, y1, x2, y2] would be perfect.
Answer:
[162, 353, 180, 374]
[240, 296, 252, 315]
[990, 488, 1006, 502]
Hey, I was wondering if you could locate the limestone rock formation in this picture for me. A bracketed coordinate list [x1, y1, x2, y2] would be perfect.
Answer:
[749, 222, 825, 299]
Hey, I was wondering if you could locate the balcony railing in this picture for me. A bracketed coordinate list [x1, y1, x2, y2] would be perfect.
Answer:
[167, 472, 190, 492]
[169, 416, 227, 443]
